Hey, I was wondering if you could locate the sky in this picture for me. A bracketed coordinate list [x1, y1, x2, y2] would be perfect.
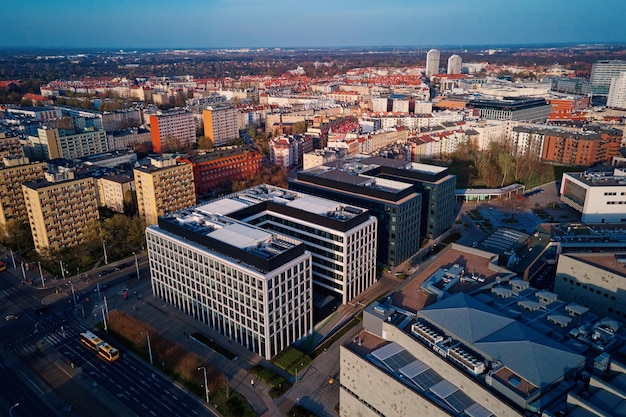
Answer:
[5, 0, 626, 49]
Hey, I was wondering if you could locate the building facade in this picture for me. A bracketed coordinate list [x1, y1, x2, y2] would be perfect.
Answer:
[589, 59, 626, 97]
[0, 157, 46, 226]
[23, 174, 99, 254]
[29, 126, 108, 160]
[202, 106, 239, 146]
[607, 71, 626, 110]
[133, 156, 196, 225]
[146, 210, 313, 359]
[97, 174, 134, 213]
[179, 146, 263, 196]
[149, 111, 196, 153]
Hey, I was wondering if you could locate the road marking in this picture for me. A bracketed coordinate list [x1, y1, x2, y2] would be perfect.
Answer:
[141, 403, 148, 409]
[191, 410, 198, 415]
[150, 411, 156, 416]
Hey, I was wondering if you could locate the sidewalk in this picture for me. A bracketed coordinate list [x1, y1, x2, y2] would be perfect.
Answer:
[89, 286, 283, 417]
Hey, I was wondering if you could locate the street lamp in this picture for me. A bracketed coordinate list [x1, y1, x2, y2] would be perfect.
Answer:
[69, 281, 77, 307]
[103, 241, 108, 264]
[9, 402, 19, 417]
[133, 252, 140, 279]
[20, 262, 26, 282]
[197, 366, 209, 404]
[38, 261, 45, 288]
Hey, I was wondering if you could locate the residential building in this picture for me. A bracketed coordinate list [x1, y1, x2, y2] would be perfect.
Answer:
[447, 54, 462, 75]
[0, 157, 46, 226]
[108, 128, 152, 151]
[290, 159, 422, 267]
[29, 126, 108, 160]
[202, 105, 239, 146]
[178, 146, 263, 196]
[149, 111, 196, 153]
[5, 106, 62, 122]
[133, 156, 196, 225]
[607, 71, 626, 110]
[22, 169, 99, 254]
[426, 49, 440, 79]
[204, 184, 377, 305]
[269, 135, 314, 168]
[541, 126, 622, 165]
[97, 174, 134, 213]
[146, 209, 313, 359]
[560, 168, 626, 223]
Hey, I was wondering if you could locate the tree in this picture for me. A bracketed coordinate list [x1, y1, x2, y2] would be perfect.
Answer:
[197, 136, 213, 150]
[0, 220, 33, 252]
[498, 152, 516, 187]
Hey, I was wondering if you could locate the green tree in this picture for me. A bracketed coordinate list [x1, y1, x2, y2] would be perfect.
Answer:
[197, 136, 213, 150]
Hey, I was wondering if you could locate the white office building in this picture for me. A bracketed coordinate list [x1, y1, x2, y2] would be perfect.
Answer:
[147, 211, 313, 359]
[607, 71, 626, 110]
[560, 169, 626, 223]
[198, 185, 378, 304]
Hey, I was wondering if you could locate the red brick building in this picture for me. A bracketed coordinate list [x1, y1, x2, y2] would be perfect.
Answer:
[179, 146, 263, 195]
[541, 127, 623, 165]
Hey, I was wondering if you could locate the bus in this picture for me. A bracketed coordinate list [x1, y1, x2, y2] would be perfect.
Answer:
[79, 331, 120, 362]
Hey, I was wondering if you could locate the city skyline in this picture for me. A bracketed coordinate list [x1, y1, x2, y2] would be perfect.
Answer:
[5, 0, 626, 49]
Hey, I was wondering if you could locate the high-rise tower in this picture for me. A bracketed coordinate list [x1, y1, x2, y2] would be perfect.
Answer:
[447, 54, 462, 75]
[426, 49, 440, 79]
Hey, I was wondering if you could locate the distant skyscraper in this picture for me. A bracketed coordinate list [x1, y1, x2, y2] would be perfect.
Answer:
[607, 71, 626, 110]
[590, 59, 626, 97]
[426, 49, 440, 79]
[447, 54, 462, 75]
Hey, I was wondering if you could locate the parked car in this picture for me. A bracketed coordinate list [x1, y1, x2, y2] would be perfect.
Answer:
[5, 314, 19, 321]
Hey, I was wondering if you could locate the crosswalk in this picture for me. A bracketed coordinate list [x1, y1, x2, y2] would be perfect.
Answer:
[11, 322, 90, 356]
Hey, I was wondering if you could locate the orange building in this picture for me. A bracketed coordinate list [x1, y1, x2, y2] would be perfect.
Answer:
[541, 127, 623, 165]
[149, 111, 196, 153]
[547, 97, 589, 120]
[179, 146, 262, 196]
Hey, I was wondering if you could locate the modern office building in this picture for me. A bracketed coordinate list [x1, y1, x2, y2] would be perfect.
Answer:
[179, 146, 263, 196]
[607, 71, 626, 110]
[29, 126, 108, 160]
[589, 59, 626, 97]
[202, 105, 239, 147]
[290, 159, 422, 267]
[468, 97, 551, 122]
[202, 184, 377, 305]
[133, 156, 196, 225]
[447, 54, 462, 75]
[560, 168, 626, 223]
[22, 170, 99, 254]
[146, 209, 313, 359]
[361, 157, 456, 240]
[426, 49, 440, 79]
[339, 244, 597, 417]
[0, 157, 46, 226]
[554, 252, 626, 320]
[149, 111, 196, 153]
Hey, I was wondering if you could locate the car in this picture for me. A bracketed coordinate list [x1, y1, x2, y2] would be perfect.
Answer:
[5, 314, 19, 321]
[537, 189, 544, 193]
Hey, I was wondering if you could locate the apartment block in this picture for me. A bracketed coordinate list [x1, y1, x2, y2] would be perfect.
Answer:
[0, 157, 46, 226]
[97, 174, 134, 213]
[269, 134, 314, 168]
[202, 106, 239, 146]
[133, 156, 196, 225]
[147, 210, 313, 359]
[29, 126, 108, 160]
[201, 184, 378, 305]
[149, 111, 196, 153]
[178, 146, 263, 196]
[23, 171, 99, 254]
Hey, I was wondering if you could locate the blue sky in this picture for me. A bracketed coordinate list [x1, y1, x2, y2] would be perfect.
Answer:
[5, 0, 626, 49]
